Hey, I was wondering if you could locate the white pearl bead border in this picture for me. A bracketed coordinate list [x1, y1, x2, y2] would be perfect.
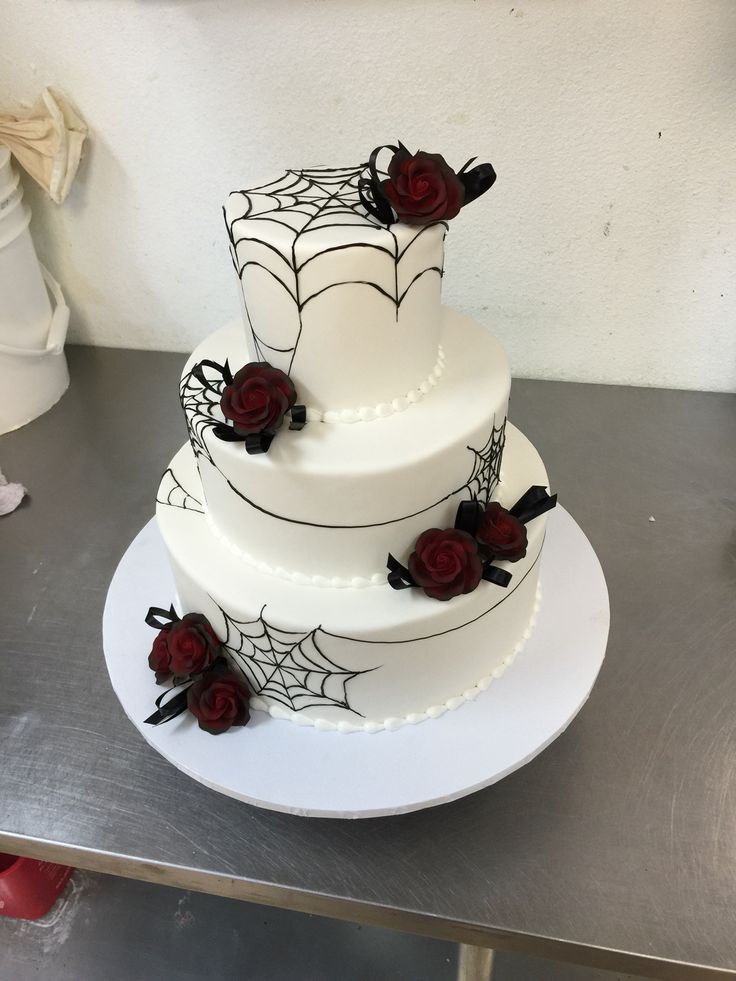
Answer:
[304, 345, 445, 424]
[248, 585, 543, 733]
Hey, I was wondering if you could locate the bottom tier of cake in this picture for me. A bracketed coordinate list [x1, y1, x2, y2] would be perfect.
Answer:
[156, 423, 551, 733]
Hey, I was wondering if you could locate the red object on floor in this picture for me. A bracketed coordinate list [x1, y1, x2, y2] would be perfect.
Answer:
[0, 853, 73, 920]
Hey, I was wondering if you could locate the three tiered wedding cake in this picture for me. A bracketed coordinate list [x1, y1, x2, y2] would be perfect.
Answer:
[148, 145, 556, 734]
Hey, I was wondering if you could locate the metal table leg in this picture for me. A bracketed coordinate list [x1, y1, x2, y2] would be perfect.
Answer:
[457, 943, 495, 981]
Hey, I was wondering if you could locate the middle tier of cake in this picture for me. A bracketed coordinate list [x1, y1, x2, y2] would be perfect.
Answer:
[176, 308, 510, 585]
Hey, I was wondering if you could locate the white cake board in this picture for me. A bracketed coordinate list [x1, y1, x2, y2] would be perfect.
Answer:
[103, 507, 609, 818]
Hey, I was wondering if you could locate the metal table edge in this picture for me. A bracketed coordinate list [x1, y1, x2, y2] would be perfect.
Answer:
[1, 831, 733, 981]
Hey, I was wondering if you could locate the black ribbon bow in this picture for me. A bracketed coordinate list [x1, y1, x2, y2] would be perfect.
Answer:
[143, 604, 189, 726]
[191, 358, 307, 455]
[144, 605, 180, 630]
[387, 485, 557, 595]
[457, 157, 497, 204]
[358, 143, 400, 224]
[192, 358, 233, 390]
[359, 142, 497, 225]
[509, 485, 558, 525]
[289, 405, 307, 431]
[386, 549, 512, 593]
[454, 486, 557, 537]
[144, 683, 193, 726]
[386, 553, 414, 590]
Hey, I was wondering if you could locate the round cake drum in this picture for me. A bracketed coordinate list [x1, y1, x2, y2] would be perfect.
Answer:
[103, 506, 609, 818]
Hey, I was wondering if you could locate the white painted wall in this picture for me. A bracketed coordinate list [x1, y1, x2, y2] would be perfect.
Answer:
[2, 0, 734, 391]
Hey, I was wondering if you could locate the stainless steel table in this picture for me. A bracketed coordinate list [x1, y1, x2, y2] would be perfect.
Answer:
[1, 345, 735, 981]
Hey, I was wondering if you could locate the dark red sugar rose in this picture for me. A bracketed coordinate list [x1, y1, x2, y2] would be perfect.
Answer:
[147, 613, 221, 682]
[381, 149, 465, 225]
[476, 503, 528, 562]
[221, 362, 297, 436]
[148, 631, 172, 683]
[168, 614, 221, 676]
[408, 528, 482, 601]
[187, 668, 251, 735]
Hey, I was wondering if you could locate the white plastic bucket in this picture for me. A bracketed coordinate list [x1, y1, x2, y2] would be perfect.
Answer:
[0, 265, 69, 435]
[0, 147, 53, 351]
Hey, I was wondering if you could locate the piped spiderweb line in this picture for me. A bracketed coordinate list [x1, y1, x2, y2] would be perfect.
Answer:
[228, 168, 375, 237]
[225, 165, 446, 375]
[214, 602, 374, 716]
[156, 468, 204, 513]
[179, 363, 226, 466]
[465, 419, 506, 505]
[227, 168, 367, 374]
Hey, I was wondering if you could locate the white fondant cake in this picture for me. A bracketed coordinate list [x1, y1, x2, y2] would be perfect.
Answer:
[155, 158, 555, 733]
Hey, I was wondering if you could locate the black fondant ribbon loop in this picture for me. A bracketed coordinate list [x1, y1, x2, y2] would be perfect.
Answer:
[211, 422, 245, 443]
[387, 553, 416, 590]
[358, 143, 399, 225]
[145, 605, 179, 630]
[454, 500, 484, 537]
[510, 485, 558, 525]
[244, 432, 275, 455]
[457, 159, 497, 205]
[191, 358, 233, 392]
[144, 683, 192, 726]
[481, 564, 512, 588]
[388, 484, 556, 597]
[289, 405, 307, 431]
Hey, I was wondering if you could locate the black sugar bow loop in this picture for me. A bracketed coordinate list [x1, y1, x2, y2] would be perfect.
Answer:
[145, 605, 179, 630]
[211, 422, 245, 443]
[289, 405, 307, 431]
[509, 485, 558, 525]
[387, 553, 416, 591]
[191, 359, 233, 392]
[144, 683, 193, 726]
[454, 500, 484, 537]
[457, 158, 497, 205]
[358, 143, 399, 224]
[456, 486, 557, 532]
[452, 501, 512, 586]
[244, 432, 275, 455]
[481, 565, 512, 588]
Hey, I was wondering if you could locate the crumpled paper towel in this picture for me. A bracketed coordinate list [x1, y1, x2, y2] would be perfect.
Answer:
[0, 467, 26, 515]
[0, 88, 87, 204]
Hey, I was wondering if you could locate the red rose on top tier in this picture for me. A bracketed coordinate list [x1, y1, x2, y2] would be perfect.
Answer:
[148, 613, 221, 682]
[187, 667, 251, 735]
[381, 149, 465, 225]
[408, 528, 482, 601]
[476, 503, 528, 561]
[221, 362, 296, 436]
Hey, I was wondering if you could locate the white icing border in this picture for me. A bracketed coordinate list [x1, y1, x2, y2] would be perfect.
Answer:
[248, 585, 542, 733]
[205, 511, 386, 588]
[305, 345, 445, 424]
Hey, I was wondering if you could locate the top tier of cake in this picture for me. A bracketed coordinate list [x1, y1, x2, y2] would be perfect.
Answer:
[224, 165, 446, 416]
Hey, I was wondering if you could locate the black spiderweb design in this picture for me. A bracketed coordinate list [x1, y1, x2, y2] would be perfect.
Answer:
[175, 365, 507, 530]
[156, 467, 204, 513]
[465, 420, 506, 506]
[215, 602, 374, 716]
[179, 362, 226, 467]
[225, 166, 446, 375]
